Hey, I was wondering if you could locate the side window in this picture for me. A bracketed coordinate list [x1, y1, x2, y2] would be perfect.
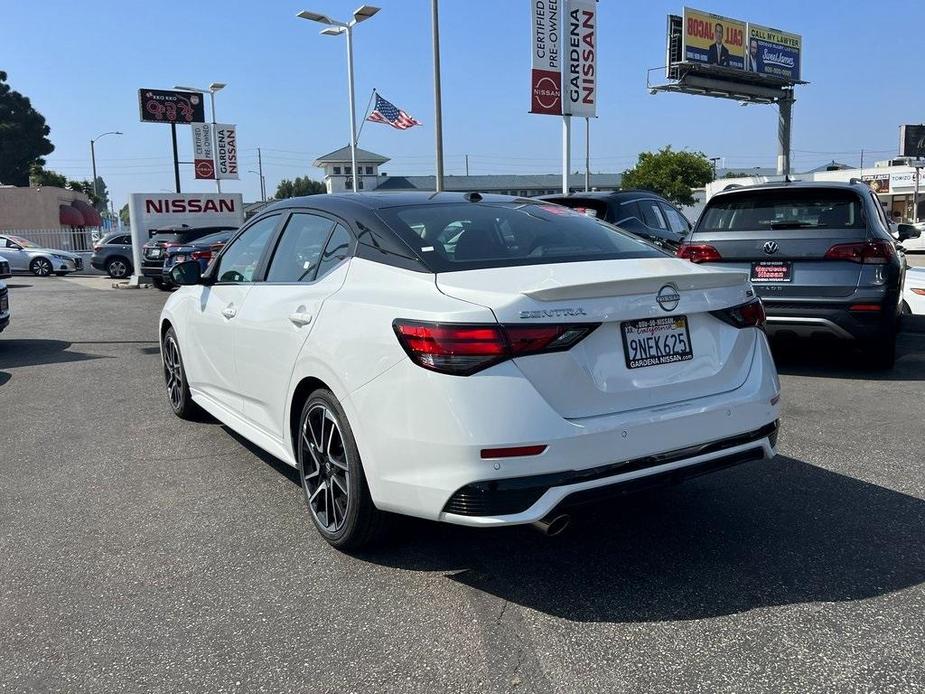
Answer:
[639, 200, 668, 230]
[661, 205, 690, 234]
[215, 215, 280, 283]
[315, 224, 354, 280]
[618, 200, 642, 223]
[265, 213, 334, 283]
[117, 235, 132, 245]
[870, 193, 889, 230]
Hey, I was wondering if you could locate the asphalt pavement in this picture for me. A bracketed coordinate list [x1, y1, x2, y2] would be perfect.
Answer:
[1, 276, 923, 693]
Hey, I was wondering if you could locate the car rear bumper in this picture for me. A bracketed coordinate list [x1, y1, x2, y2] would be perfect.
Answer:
[763, 299, 898, 341]
[345, 329, 781, 526]
[141, 262, 165, 278]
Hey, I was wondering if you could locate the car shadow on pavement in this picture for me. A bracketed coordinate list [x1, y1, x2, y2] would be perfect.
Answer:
[771, 334, 925, 381]
[0, 339, 108, 369]
[355, 456, 925, 623]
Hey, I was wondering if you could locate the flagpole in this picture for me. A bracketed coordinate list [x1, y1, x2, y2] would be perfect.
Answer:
[432, 0, 445, 192]
[355, 88, 377, 145]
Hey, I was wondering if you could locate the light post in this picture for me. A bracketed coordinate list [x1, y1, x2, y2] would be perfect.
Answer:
[90, 131, 122, 205]
[249, 170, 266, 202]
[297, 5, 380, 193]
[174, 82, 226, 192]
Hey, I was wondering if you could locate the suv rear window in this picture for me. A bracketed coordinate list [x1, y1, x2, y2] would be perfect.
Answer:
[699, 189, 865, 231]
[378, 202, 662, 272]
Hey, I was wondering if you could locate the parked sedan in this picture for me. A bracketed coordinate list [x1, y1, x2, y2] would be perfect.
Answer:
[0, 234, 84, 277]
[0, 257, 10, 280]
[143, 225, 236, 290]
[160, 192, 780, 550]
[160, 230, 233, 289]
[538, 190, 692, 250]
[91, 232, 134, 279]
[904, 267, 925, 315]
[0, 280, 9, 333]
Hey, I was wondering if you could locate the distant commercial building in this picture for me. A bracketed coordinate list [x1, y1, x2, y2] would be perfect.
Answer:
[0, 185, 100, 230]
[314, 146, 621, 197]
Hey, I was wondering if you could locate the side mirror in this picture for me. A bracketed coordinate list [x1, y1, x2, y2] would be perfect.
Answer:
[170, 260, 204, 286]
[897, 224, 921, 241]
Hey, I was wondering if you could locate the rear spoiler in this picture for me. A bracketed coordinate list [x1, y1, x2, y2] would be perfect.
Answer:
[522, 270, 750, 302]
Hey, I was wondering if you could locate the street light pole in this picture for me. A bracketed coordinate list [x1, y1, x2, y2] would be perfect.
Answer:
[297, 6, 380, 195]
[89, 131, 122, 207]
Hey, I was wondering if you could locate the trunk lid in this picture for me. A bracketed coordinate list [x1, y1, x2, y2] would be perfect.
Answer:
[436, 258, 757, 419]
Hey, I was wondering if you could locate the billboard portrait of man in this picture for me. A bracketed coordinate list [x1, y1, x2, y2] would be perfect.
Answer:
[746, 38, 761, 72]
[708, 22, 730, 66]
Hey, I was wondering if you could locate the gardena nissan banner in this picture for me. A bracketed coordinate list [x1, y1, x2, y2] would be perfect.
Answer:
[214, 124, 239, 180]
[562, 0, 596, 117]
[530, 0, 562, 115]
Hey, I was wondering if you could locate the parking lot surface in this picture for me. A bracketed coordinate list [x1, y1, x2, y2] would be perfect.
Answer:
[1, 276, 924, 693]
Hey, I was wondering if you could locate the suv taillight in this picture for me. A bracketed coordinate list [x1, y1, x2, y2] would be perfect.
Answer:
[393, 320, 600, 376]
[191, 250, 212, 261]
[677, 243, 722, 263]
[824, 240, 895, 264]
[710, 299, 766, 329]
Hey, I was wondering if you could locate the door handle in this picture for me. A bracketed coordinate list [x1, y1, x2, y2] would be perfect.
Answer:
[221, 305, 237, 319]
[289, 311, 313, 327]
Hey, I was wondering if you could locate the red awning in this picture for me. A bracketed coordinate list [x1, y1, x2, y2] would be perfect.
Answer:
[59, 204, 85, 227]
[71, 200, 101, 227]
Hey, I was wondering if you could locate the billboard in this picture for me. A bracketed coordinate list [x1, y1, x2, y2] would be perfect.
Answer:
[863, 173, 890, 194]
[530, 0, 562, 115]
[138, 89, 205, 124]
[214, 124, 239, 180]
[683, 7, 745, 70]
[900, 125, 925, 158]
[746, 24, 801, 81]
[192, 123, 215, 179]
[563, 0, 597, 117]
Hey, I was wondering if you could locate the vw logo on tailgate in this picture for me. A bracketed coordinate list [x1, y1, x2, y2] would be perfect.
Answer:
[763, 241, 779, 255]
[655, 284, 681, 312]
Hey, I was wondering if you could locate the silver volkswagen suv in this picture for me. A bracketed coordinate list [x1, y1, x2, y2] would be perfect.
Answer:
[678, 181, 918, 368]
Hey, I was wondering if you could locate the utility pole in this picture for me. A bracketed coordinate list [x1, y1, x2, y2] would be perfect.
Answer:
[465, 154, 469, 177]
[258, 147, 266, 202]
[860, 149, 864, 173]
[584, 118, 590, 192]
[432, 0, 445, 192]
[562, 116, 571, 194]
[709, 156, 720, 180]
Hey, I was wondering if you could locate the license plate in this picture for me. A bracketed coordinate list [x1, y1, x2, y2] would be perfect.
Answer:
[621, 316, 693, 369]
[147, 249, 162, 258]
[751, 261, 792, 283]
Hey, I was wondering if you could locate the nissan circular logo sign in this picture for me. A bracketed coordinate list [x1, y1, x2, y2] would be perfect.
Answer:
[763, 241, 780, 255]
[656, 284, 681, 312]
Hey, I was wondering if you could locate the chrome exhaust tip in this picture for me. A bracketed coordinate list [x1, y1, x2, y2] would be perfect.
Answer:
[531, 513, 571, 537]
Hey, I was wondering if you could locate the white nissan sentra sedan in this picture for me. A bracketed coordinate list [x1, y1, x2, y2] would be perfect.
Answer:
[160, 192, 780, 549]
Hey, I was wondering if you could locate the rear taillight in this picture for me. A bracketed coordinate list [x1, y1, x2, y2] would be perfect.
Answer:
[710, 298, 766, 329]
[190, 250, 212, 261]
[911, 288, 925, 296]
[677, 243, 722, 263]
[824, 240, 895, 264]
[392, 320, 600, 376]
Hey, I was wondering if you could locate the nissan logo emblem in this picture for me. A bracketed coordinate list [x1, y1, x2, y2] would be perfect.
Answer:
[656, 284, 681, 312]
[763, 241, 780, 255]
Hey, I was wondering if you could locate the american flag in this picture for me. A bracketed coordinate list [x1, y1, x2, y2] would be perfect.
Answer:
[366, 93, 422, 130]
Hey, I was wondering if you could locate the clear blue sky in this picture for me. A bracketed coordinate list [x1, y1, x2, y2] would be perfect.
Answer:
[4, 0, 924, 209]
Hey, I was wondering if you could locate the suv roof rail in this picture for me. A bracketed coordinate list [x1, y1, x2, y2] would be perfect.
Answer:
[722, 184, 743, 191]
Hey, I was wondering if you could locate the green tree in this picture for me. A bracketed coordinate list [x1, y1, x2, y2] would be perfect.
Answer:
[621, 146, 714, 206]
[66, 179, 101, 208]
[29, 164, 67, 188]
[92, 176, 110, 213]
[0, 71, 55, 186]
[119, 203, 130, 227]
[275, 176, 325, 199]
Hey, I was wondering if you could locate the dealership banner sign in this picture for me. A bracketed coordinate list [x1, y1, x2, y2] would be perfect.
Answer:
[747, 24, 801, 81]
[128, 193, 244, 239]
[683, 7, 745, 70]
[138, 88, 205, 124]
[563, 0, 596, 117]
[530, 0, 562, 115]
[192, 123, 215, 179]
[214, 124, 239, 180]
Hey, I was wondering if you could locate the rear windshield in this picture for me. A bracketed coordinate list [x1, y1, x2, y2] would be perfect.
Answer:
[698, 189, 865, 231]
[540, 197, 608, 220]
[377, 202, 662, 272]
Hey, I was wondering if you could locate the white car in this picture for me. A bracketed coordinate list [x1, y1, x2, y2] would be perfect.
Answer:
[904, 266, 925, 314]
[0, 234, 84, 276]
[160, 193, 781, 549]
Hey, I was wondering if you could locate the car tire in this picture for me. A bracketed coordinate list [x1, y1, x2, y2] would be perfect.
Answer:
[297, 389, 385, 550]
[161, 327, 202, 420]
[863, 333, 896, 370]
[106, 257, 130, 279]
[30, 257, 53, 277]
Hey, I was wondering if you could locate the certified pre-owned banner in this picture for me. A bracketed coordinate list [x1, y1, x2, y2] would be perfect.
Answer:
[683, 7, 745, 70]
[563, 0, 596, 117]
[192, 123, 215, 179]
[530, 0, 562, 115]
[214, 124, 239, 180]
[746, 24, 801, 81]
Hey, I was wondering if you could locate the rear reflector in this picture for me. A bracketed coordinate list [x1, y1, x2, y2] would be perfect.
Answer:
[393, 320, 600, 376]
[710, 298, 766, 329]
[849, 303, 882, 312]
[480, 445, 547, 459]
[824, 240, 895, 264]
[677, 243, 722, 263]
